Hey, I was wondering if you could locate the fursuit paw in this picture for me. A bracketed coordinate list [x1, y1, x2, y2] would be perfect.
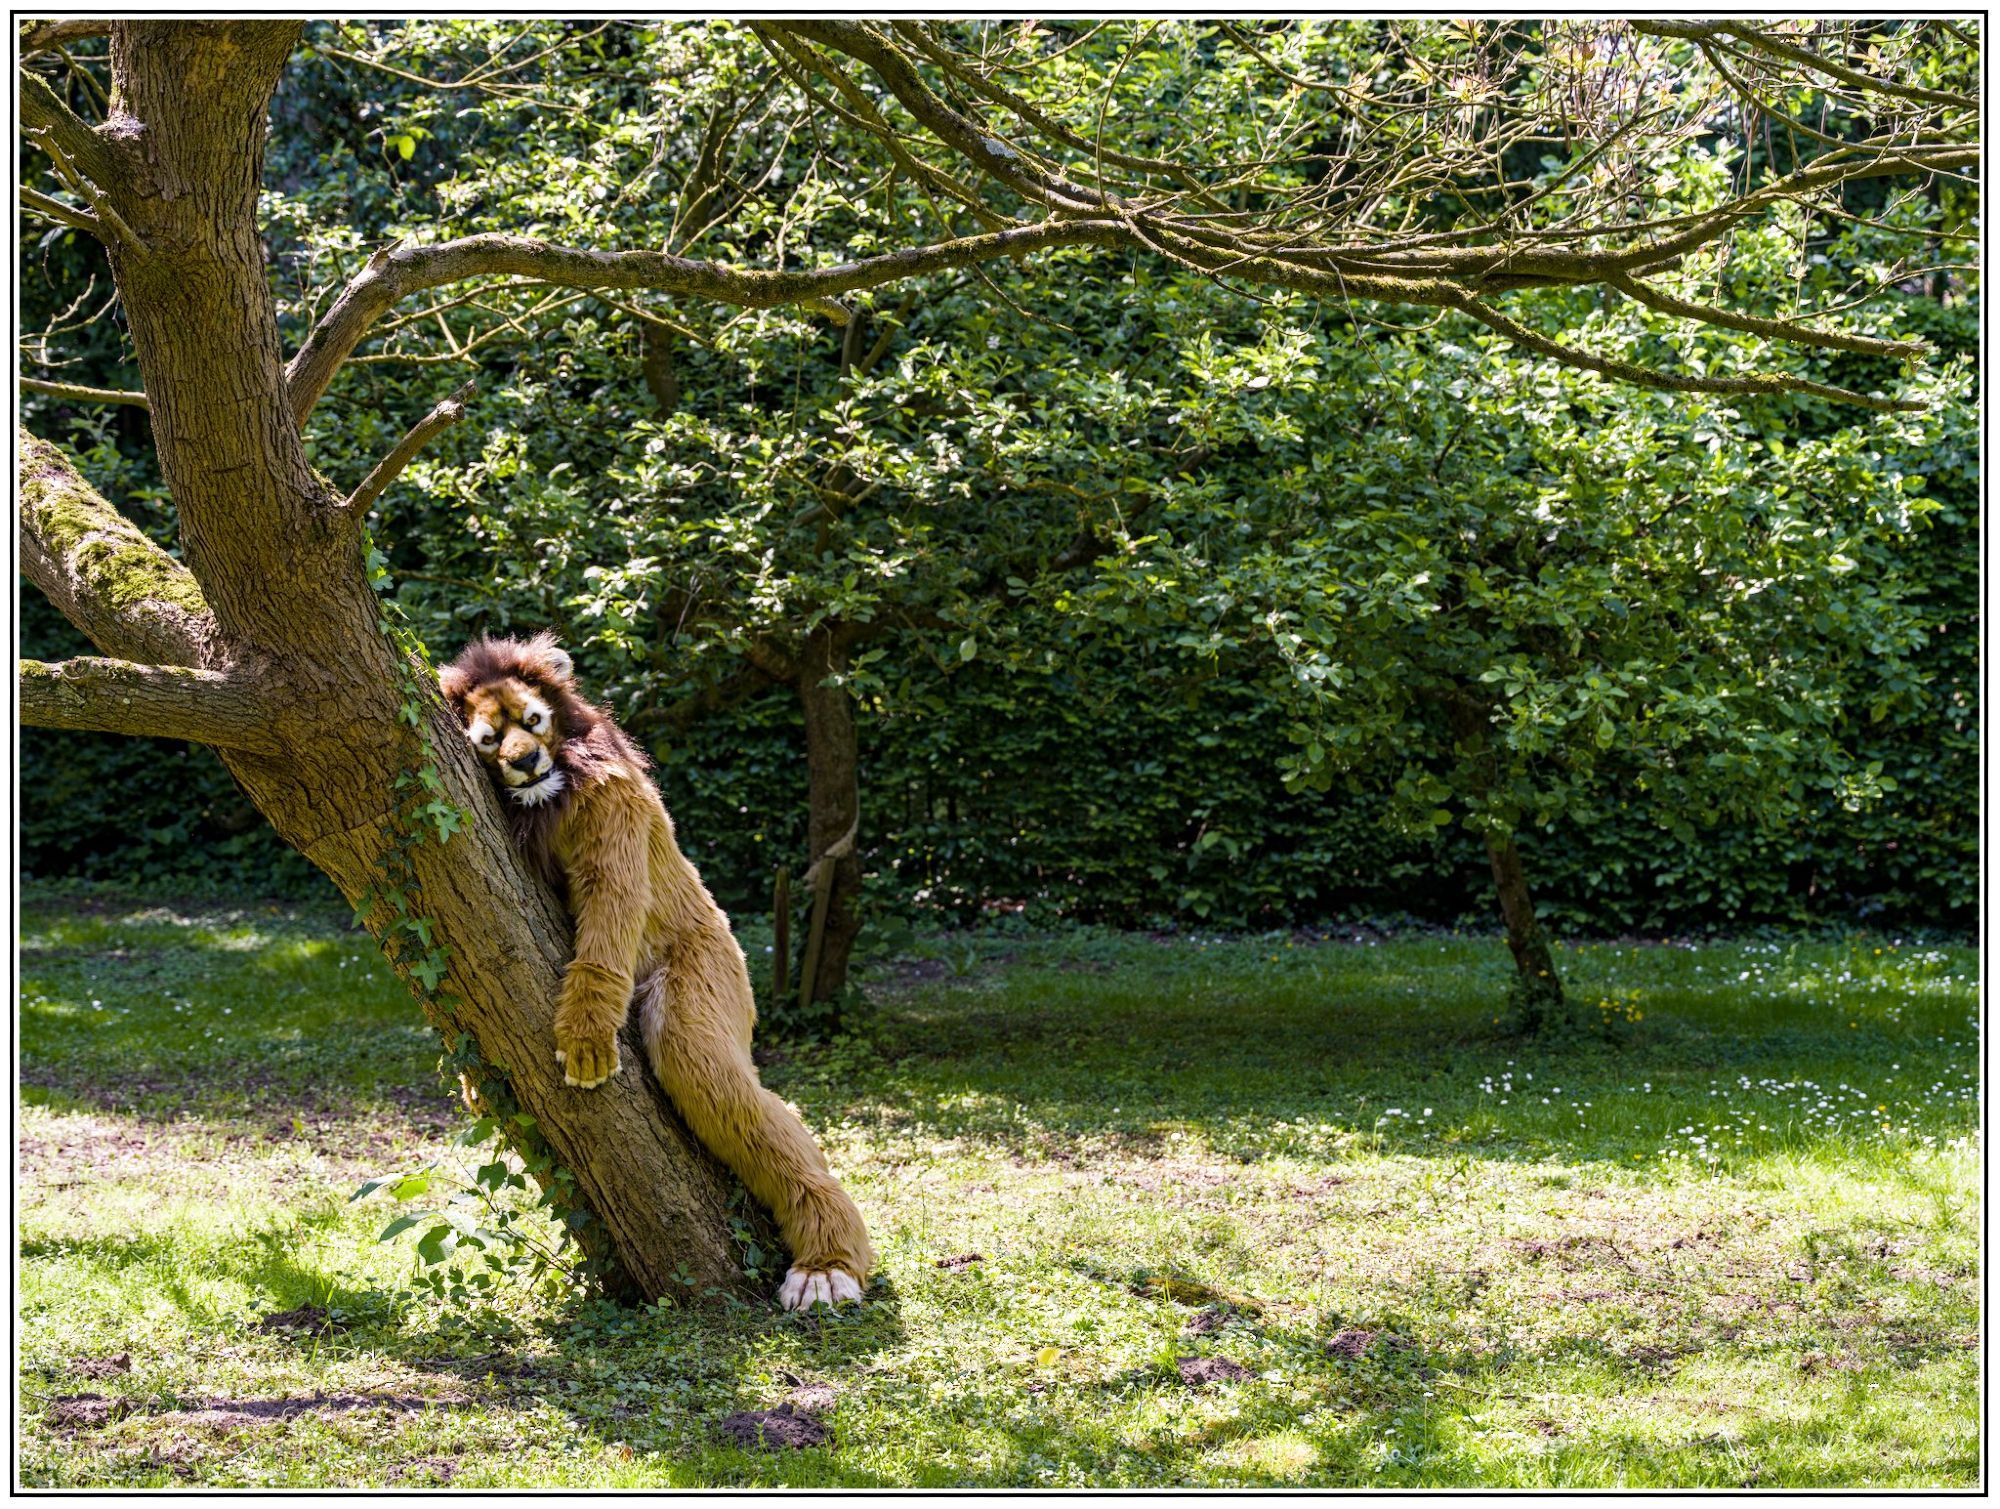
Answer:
[778, 1266, 864, 1312]
[553, 1025, 621, 1089]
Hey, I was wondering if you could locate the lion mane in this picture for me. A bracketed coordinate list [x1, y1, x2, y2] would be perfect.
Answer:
[439, 631, 646, 887]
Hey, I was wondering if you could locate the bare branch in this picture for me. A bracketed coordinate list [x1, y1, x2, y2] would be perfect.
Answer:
[342, 380, 476, 515]
[20, 656, 280, 752]
[1635, 19, 1977, 111]
[21, 375, 150, 410]
[284, 221, 1125, 425]
[1452, 297, 1922, 414]
[1602, 272, 1928, 361]
[18, 427, 217, 666]
[18, 184, 98, 235]
[19, 19, 109, 58]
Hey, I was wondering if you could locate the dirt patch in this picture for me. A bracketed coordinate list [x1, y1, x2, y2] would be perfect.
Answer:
[717, 1403, 830, 1450]
[1184, 1309, 1229, 1336]
[873, 958, 954, 992]
[1288, 1175, 1349, 1198]
[388, 1455, 460, 1484]
[935, 1252, 983, 1272]
[1113, 1163, 1235, 1195]
[1325, 1329, 1411, 1360]
[410, 1352, 551, 1382]
[256, 1304, 350, 1337]
[170, 1392, 464, 1432]
[42, 1390, 463, 1435]
[1130, 1272, 1262, 1313]
[48, 1394, 130, 1430]
[784, 1382, 839, 1416]
[68, 1354, 132, 1380]
[1176, 1357, 1251, 1389]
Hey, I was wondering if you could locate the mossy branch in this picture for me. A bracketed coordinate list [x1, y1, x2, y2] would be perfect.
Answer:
[18, 426, 218, 666]
[21, 375, 151, 410]
[19, 655, 279, 751]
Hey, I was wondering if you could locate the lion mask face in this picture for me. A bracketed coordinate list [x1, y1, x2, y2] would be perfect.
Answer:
[439, 633, 577, 809]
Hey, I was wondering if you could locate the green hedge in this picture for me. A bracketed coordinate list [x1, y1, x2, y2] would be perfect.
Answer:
[22, 464, 1974, 936]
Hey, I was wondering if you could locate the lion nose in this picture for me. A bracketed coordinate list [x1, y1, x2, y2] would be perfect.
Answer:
[509, 750, 542, 775]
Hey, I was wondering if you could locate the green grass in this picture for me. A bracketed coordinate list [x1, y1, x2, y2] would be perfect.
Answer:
[18, 888, 1980, 1487]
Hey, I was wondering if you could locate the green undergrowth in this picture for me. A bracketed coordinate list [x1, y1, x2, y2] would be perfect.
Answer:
[17, 888, 1980, 1487]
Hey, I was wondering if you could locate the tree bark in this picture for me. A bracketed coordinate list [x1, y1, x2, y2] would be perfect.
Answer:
[1445, 691, 1571, 1033]
[19, 656, 279, 751]
[16, 20, 775, 1304]
[1482, 828, 1568, 1031]
[797, 629, 864, 1002]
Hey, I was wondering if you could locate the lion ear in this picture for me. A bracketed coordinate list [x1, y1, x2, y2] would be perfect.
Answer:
[525, 632, 574, 685]
[438, 663, 470, 706]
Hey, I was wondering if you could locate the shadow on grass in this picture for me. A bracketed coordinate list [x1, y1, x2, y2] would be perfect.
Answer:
[17, 903, 1977, 1486]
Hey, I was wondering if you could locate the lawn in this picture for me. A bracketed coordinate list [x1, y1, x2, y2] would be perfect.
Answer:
[17, 887, 1981, 1488]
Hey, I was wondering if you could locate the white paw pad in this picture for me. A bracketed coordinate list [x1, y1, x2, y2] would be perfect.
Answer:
[778, 1267, 864, 1311]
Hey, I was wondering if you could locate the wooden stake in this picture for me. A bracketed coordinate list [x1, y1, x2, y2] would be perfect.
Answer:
[797, 858, 836, 1011]
[772, 865, 791, 1005]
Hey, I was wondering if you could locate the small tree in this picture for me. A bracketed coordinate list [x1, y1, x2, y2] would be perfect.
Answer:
[1089, 297, 1970, 1028]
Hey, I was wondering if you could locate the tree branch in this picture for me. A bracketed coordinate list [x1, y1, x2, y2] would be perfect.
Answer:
[284, 223, 1127, 425]
[18, 427, 218, 666]
[21, 375, 150, 410]
[19, 19, 110, 58]
[19, 184, 98, 235]
[18, 65, 132, 213]
[1602, 271, 1928, 361]
[628, 663, 779, 740]
[1635, 19, 1978, 111]
[343, 379, 475, 515]
[19, 656, 279, 751]
[1453, 296, 1921, 413]
[277, 24, 1974, 421]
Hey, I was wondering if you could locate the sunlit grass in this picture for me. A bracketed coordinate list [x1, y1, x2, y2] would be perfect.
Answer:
[17, 889, 1979, 1487]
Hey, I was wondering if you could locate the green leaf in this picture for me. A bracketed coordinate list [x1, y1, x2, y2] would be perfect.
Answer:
[389, 1173, 432, 1201]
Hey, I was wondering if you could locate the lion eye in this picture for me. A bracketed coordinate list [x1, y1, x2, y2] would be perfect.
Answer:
[476, 730, 497, 749]
[524, 712, 543, 731]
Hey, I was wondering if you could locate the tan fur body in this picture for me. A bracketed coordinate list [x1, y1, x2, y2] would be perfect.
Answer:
[441, 634, 874, 1296]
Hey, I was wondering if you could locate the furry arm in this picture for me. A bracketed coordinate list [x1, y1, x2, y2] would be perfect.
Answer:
[551, 775, 655, 1085]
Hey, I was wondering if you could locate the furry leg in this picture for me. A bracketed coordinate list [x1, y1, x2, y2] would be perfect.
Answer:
[636, 961, 876, 1303]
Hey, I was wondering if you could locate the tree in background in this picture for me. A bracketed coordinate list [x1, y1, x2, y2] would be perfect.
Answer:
[1091, 316, 1969, 1029]
[17, 20, 1977, 1291]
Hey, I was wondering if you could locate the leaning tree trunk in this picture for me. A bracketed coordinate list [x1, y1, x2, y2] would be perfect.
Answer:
[797, 628, 865, 1003]
[17, 21, 770, 1302]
